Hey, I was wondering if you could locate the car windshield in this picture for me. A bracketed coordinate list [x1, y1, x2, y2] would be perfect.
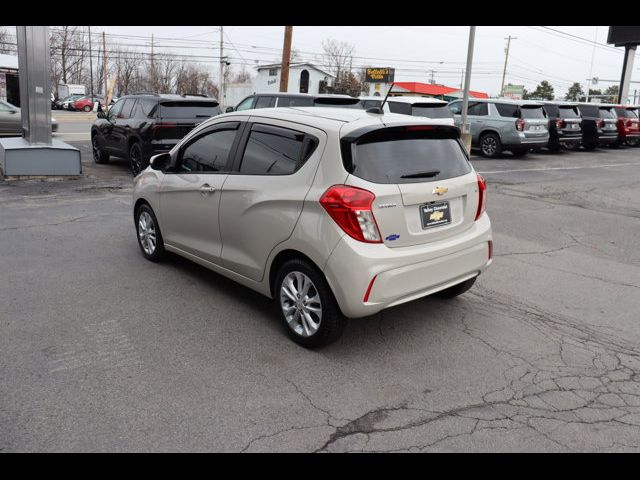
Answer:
[521, 106, 546, 119]
[344, 127, 471, 184]
[559, 106, 580, 118]
[159, 101, 222, 118]
[411, 105, 453, 119]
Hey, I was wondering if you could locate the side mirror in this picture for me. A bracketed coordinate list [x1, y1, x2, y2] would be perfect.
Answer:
[150, 153, 171, 171]
[9, 109, 17, 114]
[225, 106, 235, 113]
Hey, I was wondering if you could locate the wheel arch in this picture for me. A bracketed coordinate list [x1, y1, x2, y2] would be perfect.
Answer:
[268, 249, 324, 298]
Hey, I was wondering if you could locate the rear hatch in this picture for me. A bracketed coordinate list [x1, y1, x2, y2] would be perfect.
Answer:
[624, 108, 640, 134]
[155, 100, 222, 140]
[341, 124, 480, 248]
[558, 105, 582, 135]
[598, 107, 618, 135]
[520, 104, 548, 138]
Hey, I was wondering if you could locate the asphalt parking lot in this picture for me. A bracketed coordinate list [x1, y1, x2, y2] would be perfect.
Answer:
[1, 120, 640, 451]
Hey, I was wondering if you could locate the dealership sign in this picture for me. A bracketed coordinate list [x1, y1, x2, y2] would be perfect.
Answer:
[365, 67, 395, 83]
[502, 84, 525, 100]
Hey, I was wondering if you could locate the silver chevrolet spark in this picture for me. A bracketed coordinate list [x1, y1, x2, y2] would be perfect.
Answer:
[133, 107, 493, 348]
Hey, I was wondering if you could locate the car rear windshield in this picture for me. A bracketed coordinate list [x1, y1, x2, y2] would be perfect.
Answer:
[559, 106, 580, 118]
[159, 101, 222, 119]
[599, 107, 617, 119]
[626, 109, 639, 118]
[411, 105, 453, 119]
[543, 104, 559, 118]
[579, 105, 599, 117]
[521, 106, 546, 119]
[342, 127, 471, 184]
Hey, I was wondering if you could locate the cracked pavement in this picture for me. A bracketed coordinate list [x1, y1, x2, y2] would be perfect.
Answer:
[1, 143, 640, 452]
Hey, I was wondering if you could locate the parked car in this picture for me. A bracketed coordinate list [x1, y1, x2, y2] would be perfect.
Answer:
[72, 95, 107, 112]
[226, 93, 360, 112]
[574, 103, 618, 150]
[54, 94, 84, 110]
[132, 107, 493, 347]
[540, 101, 582, 151]
[0, 99, 58, 136]
[91, 93, 222, 175]
[357, 95, 455, 125]
[613, 104, 640, 146]
[448, 98, 549, 157]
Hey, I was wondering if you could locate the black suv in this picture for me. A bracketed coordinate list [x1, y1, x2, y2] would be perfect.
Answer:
[91, 93, 222, 175]
[541, 102, 583, 151]
[226, 93, 360, 112]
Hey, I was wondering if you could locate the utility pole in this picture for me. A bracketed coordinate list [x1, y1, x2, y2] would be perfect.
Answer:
[219, 26, 225, 108]
[280, 26, 293, 93]
[150, 34, 154, 91]
[102, 31, 107, 100]
[88, 26, 93, 98]
[500, 35, 517, 97]
[461, 26, 476, 154]
[429, 69, 435, 84]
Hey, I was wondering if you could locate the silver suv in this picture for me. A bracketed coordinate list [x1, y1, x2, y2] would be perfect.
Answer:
[132, 108, 492, 348]
[449, 99, 549, 157]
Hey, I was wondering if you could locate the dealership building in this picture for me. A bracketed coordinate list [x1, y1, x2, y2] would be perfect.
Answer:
[0, 53, 19, 106]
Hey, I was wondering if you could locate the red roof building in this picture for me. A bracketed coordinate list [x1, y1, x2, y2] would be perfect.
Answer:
[391, 81, 489, 100]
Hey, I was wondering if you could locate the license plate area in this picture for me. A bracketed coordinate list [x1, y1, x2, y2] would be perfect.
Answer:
[420, 201, 451, 229]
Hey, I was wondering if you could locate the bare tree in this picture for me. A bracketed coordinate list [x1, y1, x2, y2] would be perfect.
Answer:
[0, 26, 16, 54]
[319, 39, 355, 78]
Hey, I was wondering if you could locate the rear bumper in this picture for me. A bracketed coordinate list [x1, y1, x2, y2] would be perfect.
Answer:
[324, 214, 492, 318]
[598, 134, 618, 144]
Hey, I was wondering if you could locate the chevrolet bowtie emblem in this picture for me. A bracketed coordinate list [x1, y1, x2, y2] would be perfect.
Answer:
[432, 186, 448, 196]
[430, 210, 444, 221]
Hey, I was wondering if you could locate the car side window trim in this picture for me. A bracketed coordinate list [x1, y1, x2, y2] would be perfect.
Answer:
[169, 121, 242, 174]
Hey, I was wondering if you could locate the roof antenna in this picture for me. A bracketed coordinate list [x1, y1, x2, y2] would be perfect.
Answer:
[367, 84, 393, 114]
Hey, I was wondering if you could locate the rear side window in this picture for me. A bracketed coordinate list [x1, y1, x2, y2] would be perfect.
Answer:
[559, 106, 580, 118]
[277, 96, 314, 107]
[361, 100, 381, 109]
[467, 102, 488, 116]
[412, 105, 453, 119]
[159, 101, 221, 119]
[521, 107, 546, 119]
[344, 127, 472, 184]
[239, 124, 308, 175]
[496, 103, 520, 118]
[133, 98, 157, 118]
[255, 96, 276, 109]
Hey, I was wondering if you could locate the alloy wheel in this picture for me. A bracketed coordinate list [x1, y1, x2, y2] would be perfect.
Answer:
[137, 211, 157, 256]
[280, 271, 322, 338]
[482, 137, 497, 156]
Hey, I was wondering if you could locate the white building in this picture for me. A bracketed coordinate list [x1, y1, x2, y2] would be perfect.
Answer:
[253, 63, 334, 96]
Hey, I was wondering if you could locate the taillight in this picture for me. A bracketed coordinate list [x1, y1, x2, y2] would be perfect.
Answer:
[515, 119, 525, 131]
[626, 120, 633, 128]
[596, 119, 604, 128]
[320, 185, 382, 243]
[475, 173, 487, 221]
[556, 119, 565, 129]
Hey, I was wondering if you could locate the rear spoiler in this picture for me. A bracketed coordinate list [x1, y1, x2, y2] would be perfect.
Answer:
[342, 124, 460, 144]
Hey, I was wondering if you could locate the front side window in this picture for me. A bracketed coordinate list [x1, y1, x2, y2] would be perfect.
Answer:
[108, 99, 125, 118]
[239, 124, 307, 175]
[178, 125, 239, 173]
[236, 96, 256, 111]
[119, 99, 136, 119]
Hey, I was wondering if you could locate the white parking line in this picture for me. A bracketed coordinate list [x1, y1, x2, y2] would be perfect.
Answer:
[477, 162, 640, 174]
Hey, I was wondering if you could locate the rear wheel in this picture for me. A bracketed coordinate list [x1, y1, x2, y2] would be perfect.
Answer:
[480, 133, 502, 158]
[129, 142, 148, 176]
[435, 277, 477, 299]
[92, 135, 109, 164]
[82, 105, 92, 112]
[275, 259, 346, 348]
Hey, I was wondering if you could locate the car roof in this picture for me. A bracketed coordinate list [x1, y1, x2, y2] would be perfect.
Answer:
[120, 93, 219, 102]
[208, 106, 456, 135]
[468, 98, 544, 106]
[541, 101, 580, 107]
[386, 95, 448, 105]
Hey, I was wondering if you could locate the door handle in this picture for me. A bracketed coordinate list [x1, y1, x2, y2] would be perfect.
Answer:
[200, 184, 216, 195]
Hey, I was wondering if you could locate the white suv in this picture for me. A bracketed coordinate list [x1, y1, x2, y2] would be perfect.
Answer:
[133, 108, 493, 348]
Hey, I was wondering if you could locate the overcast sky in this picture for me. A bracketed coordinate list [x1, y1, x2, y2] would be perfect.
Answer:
[87, 26, 639, 98]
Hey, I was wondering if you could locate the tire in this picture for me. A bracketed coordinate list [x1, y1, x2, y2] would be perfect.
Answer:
[82, 105, 92, 112]
[129, 142, 148, 176]
[435, 277, 477, 299]
[134, 204, 165, 262]
[275, 258, 346, 348]
[479, 133, 502, 158]
[510, 148, 529, 157]
[91, 135, 110, 164]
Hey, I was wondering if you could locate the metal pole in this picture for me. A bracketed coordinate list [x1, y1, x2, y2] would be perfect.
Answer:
[219, 26, 225, 108]
[500, 35, 516, 97]
[102, 32, 107, 100]
[461, 26, 476, 154]
[618, 45, 636, 104]
[88, 26, 94, 97]
[279, 26, 293, 93]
